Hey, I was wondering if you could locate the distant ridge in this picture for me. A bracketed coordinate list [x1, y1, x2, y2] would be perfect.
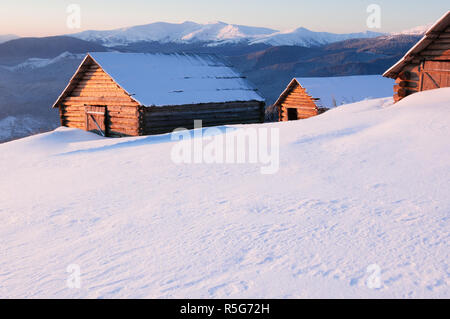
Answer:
[69, 21, 385, 47]
[391, 24, 433, 36]
[0, 36, 107, 63]
[0, 34, 19, 44]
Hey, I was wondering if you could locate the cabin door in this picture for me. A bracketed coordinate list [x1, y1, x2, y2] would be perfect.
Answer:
[421, 61, 450, 91]
[85, 105, 107, 137]
[287, 108, 298, 121]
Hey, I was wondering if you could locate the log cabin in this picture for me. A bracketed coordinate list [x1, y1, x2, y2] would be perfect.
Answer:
[383, 11, 450, 102]
[274, 78, 323, 122]
[53, 52, 265, 137]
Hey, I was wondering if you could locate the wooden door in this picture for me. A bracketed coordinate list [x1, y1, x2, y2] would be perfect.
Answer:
[287, 108, 298, 121]
[85, 105, 107, 137]
[421, 61, 450, 91]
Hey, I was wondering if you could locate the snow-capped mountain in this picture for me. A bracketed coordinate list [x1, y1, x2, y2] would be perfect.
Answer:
[70, 21, 385, 47]
[249, 27, 383, 46]
[71, 21, 277, 46]
[392, 24, 433, 36]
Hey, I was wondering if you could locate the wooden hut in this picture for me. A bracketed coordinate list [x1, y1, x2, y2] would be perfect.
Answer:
[383, 11, 450, 102]
[53, 52, 265, 137]
[274, 75, 394, 121]
[274, 78, 322, 121]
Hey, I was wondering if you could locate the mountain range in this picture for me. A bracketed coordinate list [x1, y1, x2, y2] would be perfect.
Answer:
[69, 21, 385, 47]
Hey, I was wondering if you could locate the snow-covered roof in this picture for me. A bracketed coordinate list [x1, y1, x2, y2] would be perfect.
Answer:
[86, 52, 264, 107]
[285, 75, 395, 108]
[383, 11, 450, 78]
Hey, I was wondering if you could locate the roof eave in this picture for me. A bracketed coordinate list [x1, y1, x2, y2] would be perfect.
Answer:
[52, 54, 90, 108]
[86, 53, 144, 106]
[52, 53, 144, 109]
[273, 78, 300, 106]
[383, 11, 450, 79]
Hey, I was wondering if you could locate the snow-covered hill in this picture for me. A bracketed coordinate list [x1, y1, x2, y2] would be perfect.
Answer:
[1, 88, 449, 298]
[70, 21, 384, 47]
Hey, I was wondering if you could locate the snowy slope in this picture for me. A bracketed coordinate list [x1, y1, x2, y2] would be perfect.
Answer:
[0, 89, 449, 298]
[70, 21, 384, 47]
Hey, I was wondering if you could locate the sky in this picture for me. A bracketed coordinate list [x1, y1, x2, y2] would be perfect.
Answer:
[0, 0, 448, 37]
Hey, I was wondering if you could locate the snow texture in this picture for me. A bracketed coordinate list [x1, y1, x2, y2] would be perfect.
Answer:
[0, 88, 449, 298]
[88, 52, 265, 107]
[295, 75, 395, 108]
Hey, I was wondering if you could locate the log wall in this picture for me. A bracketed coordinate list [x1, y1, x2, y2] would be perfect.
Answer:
[58, 60, 141, 137]
[142, 101, 265, 135]
[393, 27, 450, 102]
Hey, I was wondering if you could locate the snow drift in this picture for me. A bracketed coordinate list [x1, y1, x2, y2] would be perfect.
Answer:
[0, 88, 449, 298]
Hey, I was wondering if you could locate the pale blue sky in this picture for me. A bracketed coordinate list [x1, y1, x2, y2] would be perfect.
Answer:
[1, 0, 448, 36]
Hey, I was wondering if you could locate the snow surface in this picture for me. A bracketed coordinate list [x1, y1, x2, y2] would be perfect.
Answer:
[70, 21, 384, 47]
[88, 52, 264, 106]
[295, 75, 395, 108]
[0, 88, 449, 298]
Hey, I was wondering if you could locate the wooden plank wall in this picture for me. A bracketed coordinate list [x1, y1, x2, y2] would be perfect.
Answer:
[394, 27, 450, 102]
[59, 61, 141, 137]
[278, 83, 318, 121]
[143, 101, 265, 135]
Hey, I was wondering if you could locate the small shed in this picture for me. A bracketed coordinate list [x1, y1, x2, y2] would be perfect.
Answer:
[275, 75, 394, 121]
[53, 52, 265, 137]
[274, 78, 323, 121]
[383, 11, 450, 102]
